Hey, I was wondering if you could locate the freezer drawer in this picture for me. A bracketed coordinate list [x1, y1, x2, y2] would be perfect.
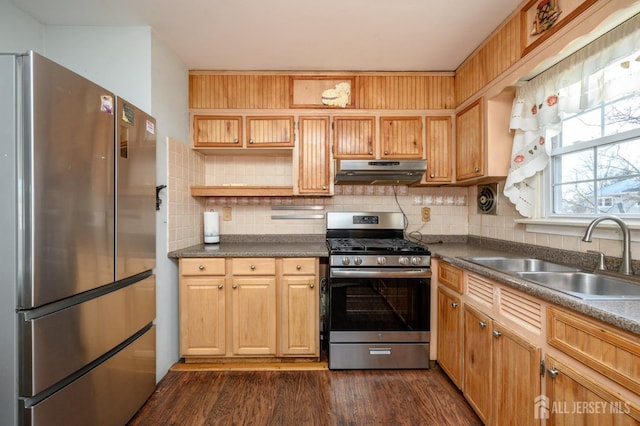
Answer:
[329, 343, 430, 370]
[19, 274, 156, 397]
[22, 326, 156, 426]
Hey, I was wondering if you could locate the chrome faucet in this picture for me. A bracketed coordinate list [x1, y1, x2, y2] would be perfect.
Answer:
[582, 215, 632, 275]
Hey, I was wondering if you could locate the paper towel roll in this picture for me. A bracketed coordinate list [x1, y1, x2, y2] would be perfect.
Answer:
[204, 211, 220, 244]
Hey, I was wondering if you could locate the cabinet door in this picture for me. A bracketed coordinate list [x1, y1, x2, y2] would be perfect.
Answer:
[437, 286, 463, 388]
[333, 116, 376, 159]
[463, 304, 493, 425]
[492, 322, 541, 426]
[280, 275, 319, 356]
[192, 115, 242, 147]
[424, 116, 452, 183]
[298, 116, 331, 195]
[246, 116, 294, 147]
[179, 276, 226, 356]
[380, 116, 423, 158]
[544, 354, 640, 424]
[455, 98, 484, 181]
[230, 276, 277, 356]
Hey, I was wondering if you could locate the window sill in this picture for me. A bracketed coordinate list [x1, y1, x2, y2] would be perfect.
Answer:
[515, 218, 640, 242]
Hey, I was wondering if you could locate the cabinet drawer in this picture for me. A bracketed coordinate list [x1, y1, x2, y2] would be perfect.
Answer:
[231, 258, 276, 275]
[282, 258, 316, 275]
[438, 262, 462, 293]
[548, 306, 640, 395]
[180, 258, 226, 276]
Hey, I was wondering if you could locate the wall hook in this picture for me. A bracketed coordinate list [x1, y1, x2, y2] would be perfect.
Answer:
[156, 185, 167, 211]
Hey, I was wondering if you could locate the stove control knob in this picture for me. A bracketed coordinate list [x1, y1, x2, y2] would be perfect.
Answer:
[399, 256, 410, 266]
[411, 256, 422, 265]
[342, 257, 350, 266]
[354, 257, 363, 266]
[377, 256, 387, 265]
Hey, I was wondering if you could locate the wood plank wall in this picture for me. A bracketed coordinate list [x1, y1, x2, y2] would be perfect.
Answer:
[455, 15, 522, 106]
[354, 75, 455, 110]
[189, 73, 455, 110]
[190, 75, 291, 109]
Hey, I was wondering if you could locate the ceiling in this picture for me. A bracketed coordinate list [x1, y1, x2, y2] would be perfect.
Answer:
[10, 0, 524, 71]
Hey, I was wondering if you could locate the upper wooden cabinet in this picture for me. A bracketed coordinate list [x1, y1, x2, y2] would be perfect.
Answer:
[189, 72, 455, 110]
[333, 115, 424, 160]
[297, 116, 331, 195]
[246, 116, 294, 147]
[380, 116, 423, 159]
[455, 98, 484, 181]
[332, 116, 376, 159]
[423, 116, 452, 183]
[192, 114, 294, 149]
[454, 91, 512, 184]
[193, 115, 242, 148]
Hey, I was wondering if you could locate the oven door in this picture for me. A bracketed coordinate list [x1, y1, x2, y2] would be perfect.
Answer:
[328, 268, 431, 342]
[328, 269, 431, 369]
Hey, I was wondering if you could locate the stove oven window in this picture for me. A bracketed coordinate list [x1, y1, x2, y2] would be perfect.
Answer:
[329, 278, 430, 332]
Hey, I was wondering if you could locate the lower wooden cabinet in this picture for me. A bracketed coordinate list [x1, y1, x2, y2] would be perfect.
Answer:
[544, 354, 640, 424]
[462, 303, 541, 426]
[492, 321, 541, 426]
[463, 304, 493, 424]
[230, 275, 277, 356]
[179, 259, 226, 356]
[437, 286, 463, 388]
[179, 256, 319, 360]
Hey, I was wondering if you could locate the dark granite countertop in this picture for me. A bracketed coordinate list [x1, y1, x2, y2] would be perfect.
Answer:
[168, 234, 329, 258]
[168, 235, 639, 335]
[429, 242, 640, 336]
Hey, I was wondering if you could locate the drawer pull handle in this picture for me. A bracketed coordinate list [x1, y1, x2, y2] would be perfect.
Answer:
[198, 265, 205, 270]
[250, 265, 256, 270]
[479, 321, 487, 328]
[296, 264, 302, 270]
[492, 330, 502, 338]
[451, 302, 458, 309]
[369, 348, 391, 356]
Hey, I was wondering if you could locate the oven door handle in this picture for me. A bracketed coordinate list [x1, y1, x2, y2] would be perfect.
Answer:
[330, 268, 432, 278]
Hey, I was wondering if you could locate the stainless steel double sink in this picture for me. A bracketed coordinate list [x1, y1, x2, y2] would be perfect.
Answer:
[460, 256, 640, 300]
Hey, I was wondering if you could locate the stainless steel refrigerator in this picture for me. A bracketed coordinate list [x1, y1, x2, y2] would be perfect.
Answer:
[0, 51, 157, 425]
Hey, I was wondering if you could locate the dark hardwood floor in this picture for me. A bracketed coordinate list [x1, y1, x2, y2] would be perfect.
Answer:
[127, 367, 482, 426]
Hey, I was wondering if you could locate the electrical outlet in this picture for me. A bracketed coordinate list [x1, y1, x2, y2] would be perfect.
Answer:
[222, 206, 232, 221]
[421, 207, 431, 222]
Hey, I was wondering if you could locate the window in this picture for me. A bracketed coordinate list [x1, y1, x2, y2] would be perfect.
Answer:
[505, 14, 640, 219]
[548, 92, 640, 217]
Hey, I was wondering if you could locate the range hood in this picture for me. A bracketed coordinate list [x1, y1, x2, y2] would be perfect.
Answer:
[334, 160, 427, 185]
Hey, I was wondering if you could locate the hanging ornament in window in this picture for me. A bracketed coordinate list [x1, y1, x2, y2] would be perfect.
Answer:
[531, 0, 562, 36]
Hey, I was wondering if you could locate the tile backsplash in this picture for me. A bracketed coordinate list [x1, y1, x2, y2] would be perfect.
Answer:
[167, 147, 639, 262]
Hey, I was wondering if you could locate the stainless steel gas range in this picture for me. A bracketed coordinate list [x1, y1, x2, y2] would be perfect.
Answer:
[326, 211, 431, 370]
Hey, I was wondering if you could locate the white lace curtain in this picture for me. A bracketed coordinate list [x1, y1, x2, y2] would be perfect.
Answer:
[504, 13, 640, 218]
